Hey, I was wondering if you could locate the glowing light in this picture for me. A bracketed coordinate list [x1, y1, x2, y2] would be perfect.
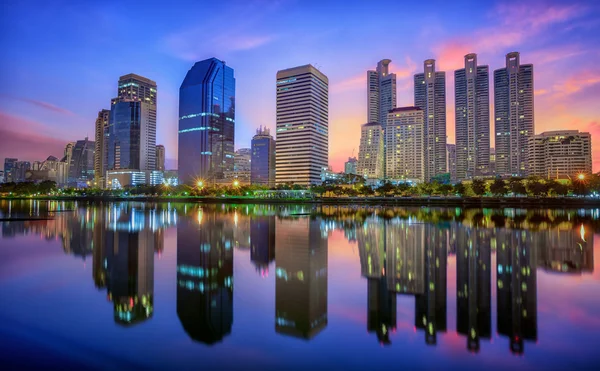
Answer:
[233, 180, 240, 187]
[577, 173, 585, 181]
[197, 180, 204, 188]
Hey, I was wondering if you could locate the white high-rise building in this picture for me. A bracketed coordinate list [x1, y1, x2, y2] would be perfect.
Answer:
[414, 59, 447, 182]
[94, 109, 110, 187]
[276, 65, 328, 185]
[357, 122, 384, 180]
[494, 52, 534, 177]
[455, 53, 490, 180]
[367, 59, 397, 125]
[385, 107, 425, 182]
[528, 130, 592, 179]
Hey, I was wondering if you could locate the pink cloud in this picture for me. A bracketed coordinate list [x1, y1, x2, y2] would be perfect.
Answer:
[0, 94, 75, 116]
[0, 112, 66, 162]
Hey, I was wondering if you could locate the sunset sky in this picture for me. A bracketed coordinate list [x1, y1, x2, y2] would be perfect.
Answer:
[1, 0, 599, 172]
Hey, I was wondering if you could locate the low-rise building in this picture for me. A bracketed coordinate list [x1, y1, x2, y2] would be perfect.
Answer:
[528, 130, 592, 179]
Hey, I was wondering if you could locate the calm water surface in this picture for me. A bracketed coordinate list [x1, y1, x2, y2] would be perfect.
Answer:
[0, 200, 599, 370]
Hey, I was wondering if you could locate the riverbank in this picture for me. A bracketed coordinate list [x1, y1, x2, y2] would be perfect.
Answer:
[2, 195, 600, 207]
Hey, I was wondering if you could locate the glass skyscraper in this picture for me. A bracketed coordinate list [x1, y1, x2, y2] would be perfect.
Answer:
[251, 127, 275, 186]
[178, 58, 235, 185]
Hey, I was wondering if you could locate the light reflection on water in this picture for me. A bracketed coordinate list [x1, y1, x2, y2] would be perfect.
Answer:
[0, 200, 599, 370]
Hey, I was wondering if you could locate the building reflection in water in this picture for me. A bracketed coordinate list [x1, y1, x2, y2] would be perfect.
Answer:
[538, 224, 594, 274]
[497, 229, 537, 354]
[250, 216, 275, 276]
[105, 205, 159, 326]
[387, 219, 425, 295]
[358, 217, 396, 344]
[415, 224, 447, 345]
[177, 209, 234, 345]
[275, 216, 328, 340]
[456, 227, 491, 352]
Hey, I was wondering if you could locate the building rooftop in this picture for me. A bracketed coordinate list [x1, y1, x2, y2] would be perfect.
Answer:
[389, 106, 422, 113]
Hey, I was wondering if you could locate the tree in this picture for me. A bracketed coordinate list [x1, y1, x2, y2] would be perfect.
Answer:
[508, 178, 527, 196]
[526, 177, 548, 196]
[546, 179, 568, 196]
[489, 179, 508, 196]
[376, 182, 395, 196]
[471, 179, 487, 196]
[454, 183, 467, 196]
[438, 184, 453, 196]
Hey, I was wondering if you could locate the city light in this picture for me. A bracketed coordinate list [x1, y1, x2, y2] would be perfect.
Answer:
[577, 173, 586, 181]
[233, 180, 240, 187]
[196, 180, 204, 188]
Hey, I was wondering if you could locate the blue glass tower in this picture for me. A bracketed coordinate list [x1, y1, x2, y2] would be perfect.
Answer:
[179, 58, 235, 185]
[251, 127, 275, 186]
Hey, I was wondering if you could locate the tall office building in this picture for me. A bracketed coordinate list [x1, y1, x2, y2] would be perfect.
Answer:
[528, 130, 592, 179]
[68, 138, 95, 185]
[276, 65, 328, 185]
[415, 59, 447, 181]
[3, 158, 17, 183]
[12, 161, 31, 183]
[178, 58, 235, 185]
[275, 217, 328, 339]
[357, 123, 384, 180]
[455, 54, 490, 180]
[367, 59, 397, 125]
[156, 145, 165, 171]
[94, 109, 110, 186]
[456, 227, 491, 352]
[385, 107, 425, 182]
[344, 157, 357, 175]
[497, 229, 537, 354]
[106, 74, 157, 176]
[251, 127, 276, 186]
[494, 52, 534, 177]
[64, 142, 75, 169]
[446, 144, 457, 182]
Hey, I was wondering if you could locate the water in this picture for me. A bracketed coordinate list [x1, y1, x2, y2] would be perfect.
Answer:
[0, 200, 599, 370]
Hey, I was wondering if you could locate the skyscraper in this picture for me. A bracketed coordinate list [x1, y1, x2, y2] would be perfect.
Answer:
[64, 142, 75, 169]
[3, 158, 17, 183]
[156, 144, 165, 171]
[415, 59, 447, 181]
[446, 144, 457, 183]
[12, 161, 31, 183]
[251, 127, 276, 186]
[455, 53, 490, 180]
[68, 138, 95, 186]
[385, 107, 425, 182]
[178, 58, 235, 185]
[106, 74, 157, 176]
[367, 59, 397, 125]
[494, 52, 534, 177]
[357, 123, 384, 180]
[344, 157, 357, 175]
[276, 64, 328, 185]
[94, 109, 110, 187]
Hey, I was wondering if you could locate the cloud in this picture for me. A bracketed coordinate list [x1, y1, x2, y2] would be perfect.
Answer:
[551, 70, 600, 97]
[0, 112, 65, 162]
[330, 74, 364, 93]
[0, 94, 75, 116]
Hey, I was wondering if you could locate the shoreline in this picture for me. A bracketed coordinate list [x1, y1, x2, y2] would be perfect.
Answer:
[2, 195, 600, 208]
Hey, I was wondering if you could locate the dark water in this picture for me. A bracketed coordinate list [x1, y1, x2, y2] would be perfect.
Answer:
[0, 200, 599, 370]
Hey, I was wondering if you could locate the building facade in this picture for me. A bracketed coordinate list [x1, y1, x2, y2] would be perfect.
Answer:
[415, 59, 447, 181]
[276, 64, 328, 185]
[357, 123, 384, 180]
[94, 109, 110, 187]
[344, 157, 357, 175]
[156, 145, 165, 171]
[446, 144, 457, 183]
[68, 138, 95, 186]
[455, 53, 490, 180]
[178, 58, 235, 185]
[494, 52, 534, 177]
[385, 107, 425, 182]
[367, 59, 397, 125]
[3, 158, 17, 183]
[251, 127, 276, 187]
[12, 161, 31, 183]
[528, 130, 592, 179]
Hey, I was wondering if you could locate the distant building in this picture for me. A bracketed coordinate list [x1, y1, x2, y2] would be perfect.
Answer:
[344, 157, 357, 175]
[528, 130, 592, 179]
[13, 161, 31, 183]
[357, 123, 384, 180]
[106, 170, 164, 189]
[64, 142, 75, 169]
[415, 59, 447, 182]
[156, 145, 165, 171]
[68, 138, 95, 186]
[367, 59, 397, 125]
[446, 144, 457, 183]
[178, 58, 235, 185]
[0, 170, 4, 183]
[320, 166, 341, 184]
[455, 53, 490, 180]
[3, 158, 17, 183]
[27, 156, 69, 186]
[163, 170, 178, 186]
[494, 52, 534, 177]
[251, 127, 276, 187]
[224, 148, 251, 184]
[94, 109, 110, 187]
[385, 107, 425, 183]
[276, 64, 328, 185]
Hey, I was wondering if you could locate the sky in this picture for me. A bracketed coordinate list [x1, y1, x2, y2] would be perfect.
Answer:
[1, 0, 599, 172]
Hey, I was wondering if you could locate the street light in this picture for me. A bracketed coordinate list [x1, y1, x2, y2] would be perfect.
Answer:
[197, 180, 204, 188]
[232, 180, 240, 187]
[577, 173, 586, 181]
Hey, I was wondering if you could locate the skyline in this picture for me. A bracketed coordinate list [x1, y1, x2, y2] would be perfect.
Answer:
[1, 0, 599, 172]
